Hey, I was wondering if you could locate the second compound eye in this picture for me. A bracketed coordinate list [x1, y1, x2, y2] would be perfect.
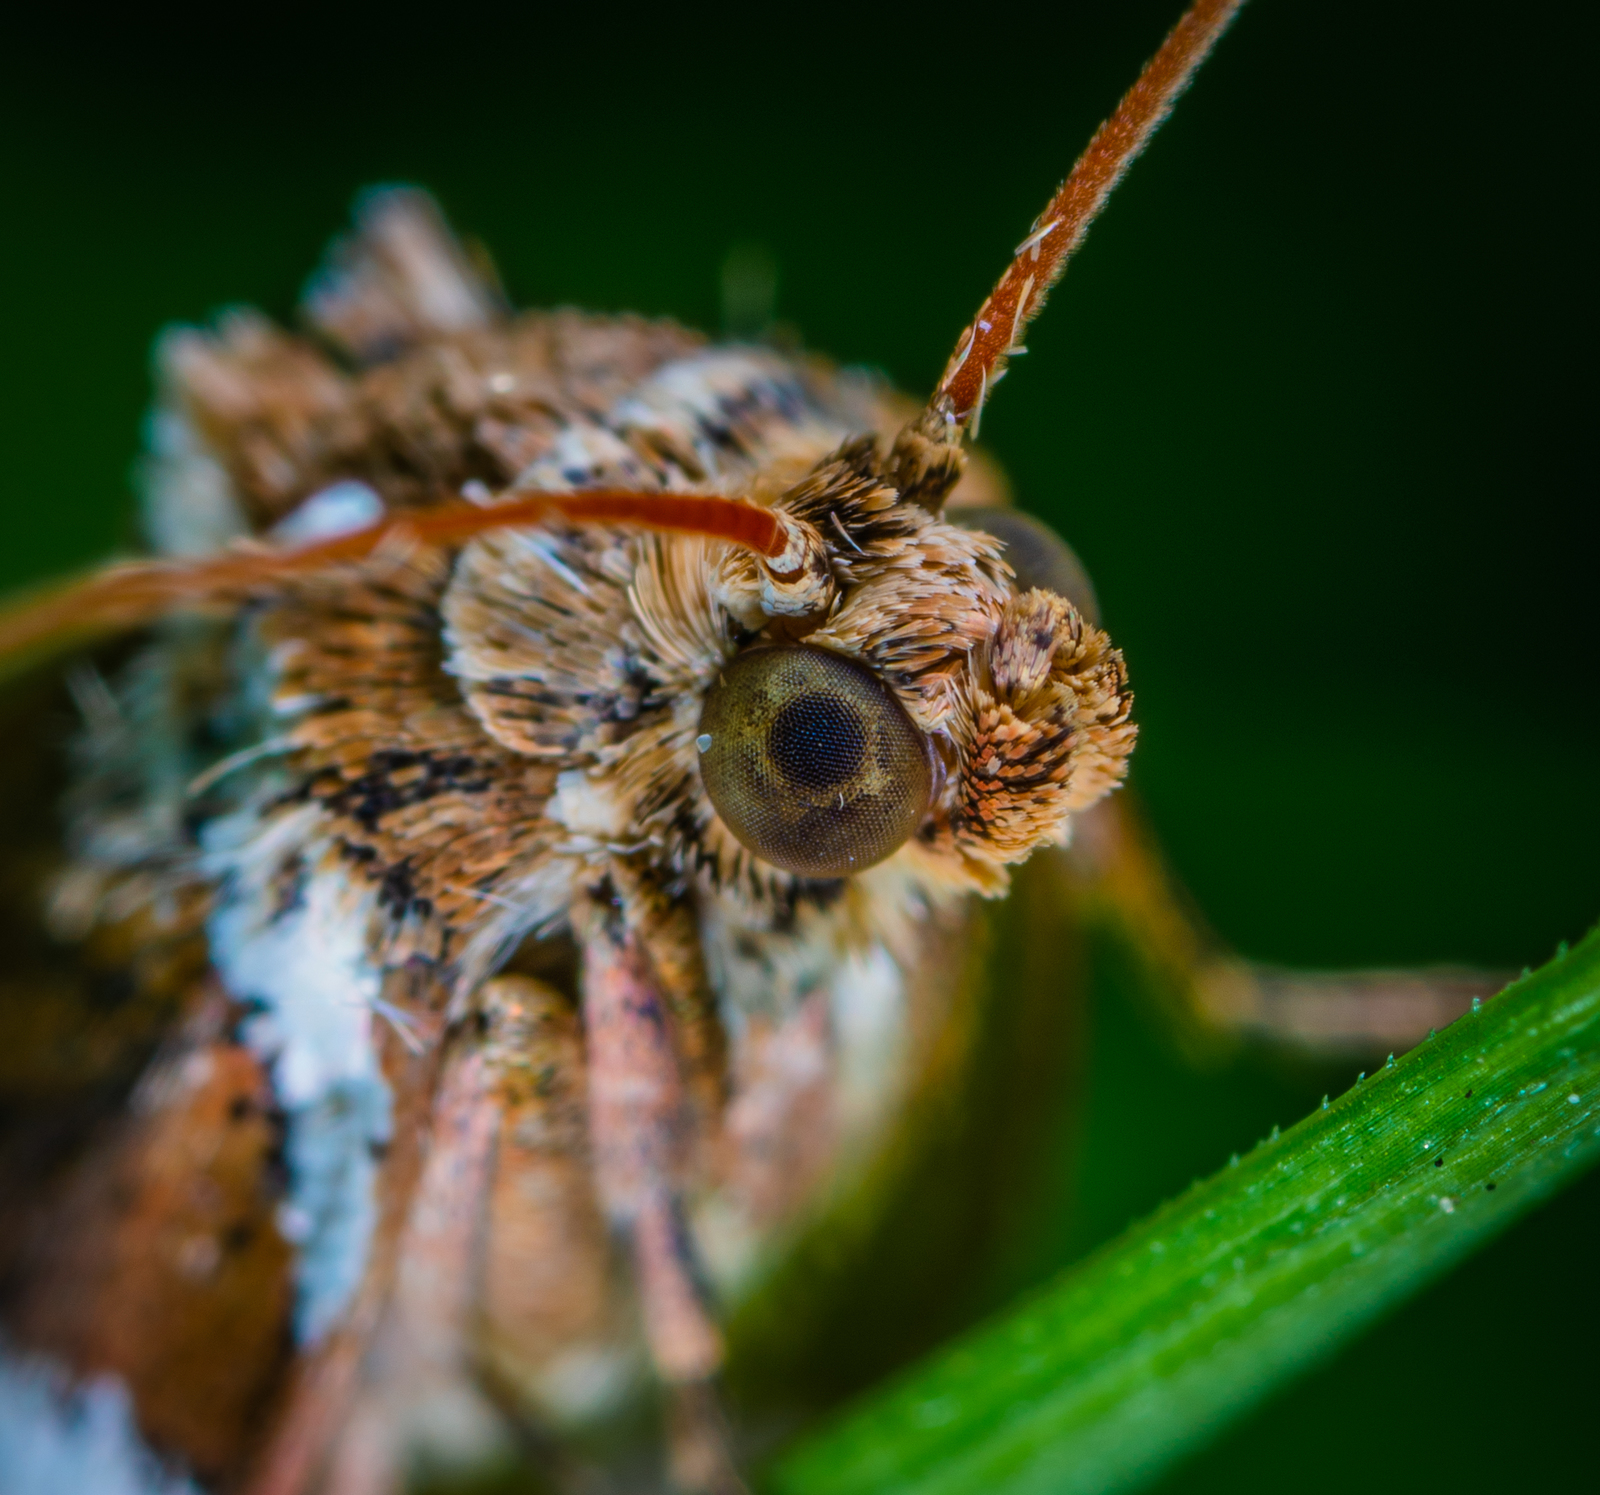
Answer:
[697, 644, 932, 879]
[952, 506, 1101, 625]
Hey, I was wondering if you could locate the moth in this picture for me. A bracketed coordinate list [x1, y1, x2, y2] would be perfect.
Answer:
[0, 2, 1492, 1491]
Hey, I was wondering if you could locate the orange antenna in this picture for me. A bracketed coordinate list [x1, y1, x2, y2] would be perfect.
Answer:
[0, 490, 787, 676]
[893, 0, 1245, 506]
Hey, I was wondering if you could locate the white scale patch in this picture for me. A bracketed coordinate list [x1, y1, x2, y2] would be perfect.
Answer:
[203, 800, 391, 1345]
[270, 479, 385, 543]
[0, 1347, 198, 1495]
[830, 942, 911, 1147]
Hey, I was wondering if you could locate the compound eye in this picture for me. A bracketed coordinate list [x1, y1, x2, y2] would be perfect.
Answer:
[953, 506, 1101, 625]
[697, 644, 932, 879]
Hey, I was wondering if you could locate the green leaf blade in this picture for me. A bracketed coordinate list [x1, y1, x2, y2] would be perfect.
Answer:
[773, 927, 1600, 1495]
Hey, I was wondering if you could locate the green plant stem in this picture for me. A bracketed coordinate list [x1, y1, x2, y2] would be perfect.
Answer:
[771, 926, 1600, 1495]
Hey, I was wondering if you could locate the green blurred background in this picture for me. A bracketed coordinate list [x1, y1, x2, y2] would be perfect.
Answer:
[2, 0, 1595, 1487]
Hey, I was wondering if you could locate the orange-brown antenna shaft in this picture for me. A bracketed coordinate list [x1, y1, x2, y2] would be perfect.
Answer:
[0, 490, 786, 674]
[935, 0, 1244, 434]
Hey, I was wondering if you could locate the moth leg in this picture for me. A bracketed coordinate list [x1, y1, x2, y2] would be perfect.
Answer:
[1068, 796, 1502, 1061]
[663, 1378, 745, 1495]
[576, 890, 746, 1495]
[318, 1028, 511, 1495]
[1183, 962, 1500, 1057]
[473, 974, 636, 1485]
[244, 970, 453, 1495]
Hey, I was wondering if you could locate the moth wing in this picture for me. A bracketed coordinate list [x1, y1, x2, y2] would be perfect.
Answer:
[0, 670, 292, 1487]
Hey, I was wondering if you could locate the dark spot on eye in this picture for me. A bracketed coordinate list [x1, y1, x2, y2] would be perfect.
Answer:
[698, 643, 931, 878]
[227, 1095, 253, 1123]
[1433, 1155, 1443, 1167]
[768, 694, 865, 791]
[1465, 1089, 1472, 1097]
[223, 1222, 256, 1252]
[1485, 1180, 1496, 1190]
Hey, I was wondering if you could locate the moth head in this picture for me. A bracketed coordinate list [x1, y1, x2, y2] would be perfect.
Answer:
[675, 439, 1133, 892]
[0, 354, 1131, 908]
[409, 414, 1131, 898]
